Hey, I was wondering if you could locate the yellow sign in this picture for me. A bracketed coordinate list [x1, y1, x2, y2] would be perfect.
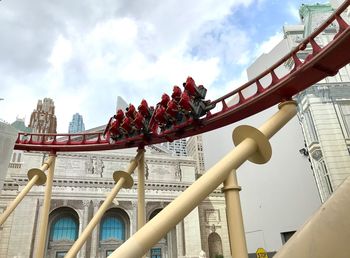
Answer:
[256, 248, 268, 258]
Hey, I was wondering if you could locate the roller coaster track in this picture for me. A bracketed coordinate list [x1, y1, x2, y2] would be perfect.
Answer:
[14, 1, 350, 153]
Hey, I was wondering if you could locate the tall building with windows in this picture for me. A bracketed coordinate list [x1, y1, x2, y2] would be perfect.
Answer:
[29, 98, 57, 134]
[247, 2, 350, 203]
[287, 3, 350, 202]
[68, 113, 85, 133]
[187, 135, 206, 175]
[160, 138, 188, 156]
[296, 3, 350, 202]
[0, 121, 17, 193]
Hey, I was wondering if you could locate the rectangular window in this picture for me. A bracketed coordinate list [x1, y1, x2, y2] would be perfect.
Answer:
[151, 247, 162, 258]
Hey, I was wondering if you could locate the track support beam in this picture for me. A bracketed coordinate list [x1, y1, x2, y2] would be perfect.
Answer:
[107, 101, 297, 258]
[65, 151, 142, 258]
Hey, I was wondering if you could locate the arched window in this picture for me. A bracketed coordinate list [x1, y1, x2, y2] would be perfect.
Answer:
[99, 208, 130, 258]
[46, 207, 79, 258]
[100, 216, 125, 241]
[50, 215, 78, 241]
[208, 232, 223, 258]
[149, 209, 165, 258]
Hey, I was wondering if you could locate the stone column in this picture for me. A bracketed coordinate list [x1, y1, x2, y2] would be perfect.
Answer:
[176, 220, 185, 256]
[131, 201, 137, 235]
[80, 200, 90, 258]
[90, 200, 100, 257]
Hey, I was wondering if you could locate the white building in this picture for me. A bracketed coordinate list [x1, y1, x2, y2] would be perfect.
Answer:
[161, 138, 188, 157]
[295, 3, 350, 202]
[201, 2, 350, 256]
[0, 121, 17, 193]
[0, 141, 231, 258]
[187, 135, 206, 176]
[257, 2, 350, 202]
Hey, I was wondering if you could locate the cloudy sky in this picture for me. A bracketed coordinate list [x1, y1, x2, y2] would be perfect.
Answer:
[0, 0, 325, 132]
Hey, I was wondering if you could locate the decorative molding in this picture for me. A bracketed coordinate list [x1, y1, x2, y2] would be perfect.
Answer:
[205, 209, 220, 223]
[92, 199, 101, 208]
[82, 199, 91, 207]
[311, 149, 323, 161]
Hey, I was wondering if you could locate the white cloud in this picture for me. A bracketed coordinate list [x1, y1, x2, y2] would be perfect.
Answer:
[287, 2, 301, 22]
[0, 0, 271, 133]
[255, 31, 283, 56]
[49, 35, 73, 69]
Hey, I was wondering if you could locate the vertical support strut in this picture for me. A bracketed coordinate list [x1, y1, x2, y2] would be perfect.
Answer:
[65, 151, 142, 258]
[0, 155, 53, 226]
[137, 148, 146, 257]
[36, 152, 57, 258]
[222, 170, 248, 258]
[107, 101, 297, 258]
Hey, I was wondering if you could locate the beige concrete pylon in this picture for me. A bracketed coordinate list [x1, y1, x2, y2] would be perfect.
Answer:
[274, 175, 350, 258]
[108, 101, 297, 258]
[0, 156, 53, 226]
[65, 151, 142, 258]
[222, 169, 248, 258]
[36, 152, 57, 258]
[137, 148, 146, 258]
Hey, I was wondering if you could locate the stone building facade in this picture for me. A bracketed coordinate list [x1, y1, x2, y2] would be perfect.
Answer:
[287, 3, 350, 202]
[0, 145, 230, 258]
[247, 2, 350, 203]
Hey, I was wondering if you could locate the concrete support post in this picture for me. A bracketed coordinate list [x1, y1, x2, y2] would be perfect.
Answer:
[222, 169, 248, 258]
[137, 148, 146, 229]
[36, 153, 57, 258]
[108, 101, 297, 258]
[137, 148, 146, 258]
[274, 175, 350, 258]
[65, 151, 142, 258]
[0, 175, 39, 226]
[0, 155, 54, 226]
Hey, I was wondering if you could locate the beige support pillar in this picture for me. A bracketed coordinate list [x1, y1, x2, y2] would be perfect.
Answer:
[274, 175, 350, 258]
[222, 169, 248, 258]
[36, 153, 57, 258]
[108, 101, 297, 258]
[137, 148, 146, 230]
[65, 151, 142, 258]
[0, 155, 54, 226]
[137, 148, 146, 258]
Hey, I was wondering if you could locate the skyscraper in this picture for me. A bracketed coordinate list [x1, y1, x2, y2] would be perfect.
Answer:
[187, 135, 205, 175]
[68, 113, 85, 133]
[28, 98, 57, 134]
[160, 138, 188, 156]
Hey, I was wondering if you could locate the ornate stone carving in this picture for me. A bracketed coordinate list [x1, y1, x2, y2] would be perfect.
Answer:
[85, 156, 94, 174]
[95, 158, 105, 178]
[175, 162, 182, 181]
[82, 199, 90, 208]
[92, 199, 100, 208]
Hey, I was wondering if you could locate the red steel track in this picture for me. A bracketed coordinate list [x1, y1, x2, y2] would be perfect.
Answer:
[14, 1, 350, 153]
